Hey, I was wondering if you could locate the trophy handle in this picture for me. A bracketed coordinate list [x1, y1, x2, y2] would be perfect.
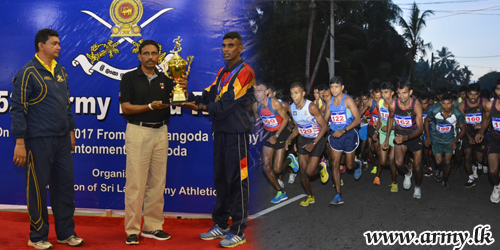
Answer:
[185, 56, 194, 77]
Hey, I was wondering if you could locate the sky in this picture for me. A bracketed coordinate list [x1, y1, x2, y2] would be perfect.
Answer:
[393, 0, 500, 81]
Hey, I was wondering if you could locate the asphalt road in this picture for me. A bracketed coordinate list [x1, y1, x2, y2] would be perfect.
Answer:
[248, 164, 500, 250]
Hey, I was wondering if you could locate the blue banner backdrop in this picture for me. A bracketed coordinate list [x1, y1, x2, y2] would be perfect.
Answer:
[0, 0, 262, 213]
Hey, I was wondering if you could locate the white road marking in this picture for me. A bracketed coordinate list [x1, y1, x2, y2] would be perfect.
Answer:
[250, 194, 307, 219]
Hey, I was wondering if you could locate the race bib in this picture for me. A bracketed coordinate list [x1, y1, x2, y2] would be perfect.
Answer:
[422, 113, 427, 123]
[261, 114, 279, 128]
[372, 114, 379, 124]
[395, 114, 412, 128]
[436, 123, 452, 134]
[330, 111, 347, 125]
[380, 108, 389, 121]
[297, 124, 319, 138]
[465, 113, 482, 124]
[492, 117, 500, 132]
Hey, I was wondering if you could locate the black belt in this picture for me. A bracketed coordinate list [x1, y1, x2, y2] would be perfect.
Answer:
[129, 120, 166, 128]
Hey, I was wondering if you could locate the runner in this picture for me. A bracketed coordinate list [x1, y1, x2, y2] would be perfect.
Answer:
[359, 88, 381, 179]
[458, 84, 488, 187]
[480, 79, 500, 203]
[420, 94, 434, 177]
[268, 85, 300, 185]
[386, 81, 424, 199]
[424, 92, 466, 190]
[323, 77, 362, 205]
[254, 82, 290, 203]
[377, 82, 397, 191]
[286, 82, 328, 207]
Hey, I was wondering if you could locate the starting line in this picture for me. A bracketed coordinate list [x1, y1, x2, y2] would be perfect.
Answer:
[250, 194, 307, 219]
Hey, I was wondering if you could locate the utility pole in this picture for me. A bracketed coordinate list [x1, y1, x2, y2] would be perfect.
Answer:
[329, 0, 335, 79]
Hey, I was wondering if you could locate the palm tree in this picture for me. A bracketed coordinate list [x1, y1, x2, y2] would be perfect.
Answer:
[399, 2, 434, 84]
[435, 47, 454, 70]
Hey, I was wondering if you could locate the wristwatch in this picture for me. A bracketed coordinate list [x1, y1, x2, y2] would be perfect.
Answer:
[198, 103, 203, 111]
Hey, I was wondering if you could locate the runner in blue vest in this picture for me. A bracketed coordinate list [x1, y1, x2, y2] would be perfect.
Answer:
[323, 77, 362, 205]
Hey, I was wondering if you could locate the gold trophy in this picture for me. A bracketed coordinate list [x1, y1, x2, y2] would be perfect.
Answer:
[160, 36, 193, 104]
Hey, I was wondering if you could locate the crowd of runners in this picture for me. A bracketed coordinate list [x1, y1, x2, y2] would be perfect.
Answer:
[254, 77, 500, 206]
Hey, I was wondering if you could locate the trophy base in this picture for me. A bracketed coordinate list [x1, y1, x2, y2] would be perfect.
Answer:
[170, 100, 188, 105]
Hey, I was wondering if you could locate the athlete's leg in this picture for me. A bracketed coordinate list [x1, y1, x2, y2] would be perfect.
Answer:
[262, 146, 281, 190]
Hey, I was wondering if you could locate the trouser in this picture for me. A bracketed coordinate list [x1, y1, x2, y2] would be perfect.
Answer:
[212, 132, 250, 236]
[124, 123, 169, 235]
[25, 135, 76, 242]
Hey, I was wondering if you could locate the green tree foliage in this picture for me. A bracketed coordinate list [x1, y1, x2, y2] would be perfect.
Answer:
[477, 71, 500, 91]
[254, 0, 409, 98]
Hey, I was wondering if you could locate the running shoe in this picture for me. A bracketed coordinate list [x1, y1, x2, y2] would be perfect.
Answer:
[481, 164, 488, 174]
[28, 240, 53, 249]
[340, 165, 346, 174]
[371, 166, 377, 174]
[390, 182, 398, 193]
[424, 166, 433, 177]
[57, 235, 84, 246]
[288, 154, 299, 173]
[434, 169, 443, 182]
[373, 176, 380, 185]
[200, 224, 229, 240]
[490, 186, 500, 204]
[288, 173, 297, 184]
[472, 164, 478, 179]
[441, 181, 449, 190]
[319, 162, 329, 184]
[403, 170, 412, 190]
[354, 159, 362, 180]
[219, 233, 246, 248]
[271, 191, 288, 204]
[141, 230, 171, 241]
[363, 161, 369, 170]
[413, 187, 422, 199]
[329, 194, 344, 205]
[277, 179, 284, 189]
[464, 178, 476, 188]
[299, 195, 315, 207]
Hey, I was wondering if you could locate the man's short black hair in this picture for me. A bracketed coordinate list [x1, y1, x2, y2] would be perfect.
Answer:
[329, 76, 344, 86]
[396, 80, 412, 91]
[290, 82, 305, 91]
[361, 90, 371, 98]
[380, 82, 394, 91]
[35, 29, 59, 52]
[468, 83, 481, 93]
[223, 32, 242, 43]
[317, 84, 328, 91]
[459, 86, 468, 93]
[441, 92, 453, 101]
[138, 40, 160, 54]
[256, 82, 269, 89]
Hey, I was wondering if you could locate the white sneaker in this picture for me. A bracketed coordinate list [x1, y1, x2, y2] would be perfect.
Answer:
[277, 179, 284, 189]
[491, 186, 500, 204]
[57, 235, 84, 247]
[482, 164, 488, 174]
[288, 173, 296, 184]
[472, 164, 478, 179]
[28, 240, 53, 249]
[413, 187, 422, 199]
[403, 170, 413, 190]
